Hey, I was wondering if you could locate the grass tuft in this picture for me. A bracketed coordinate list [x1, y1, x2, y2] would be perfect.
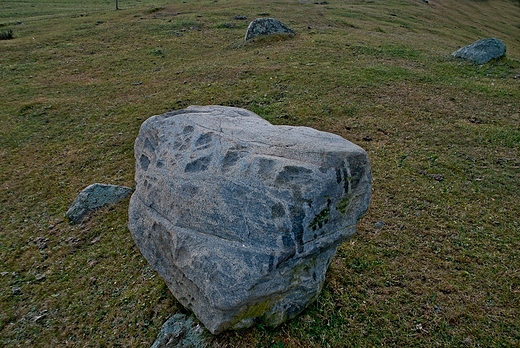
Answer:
[0, 29, 13, 40]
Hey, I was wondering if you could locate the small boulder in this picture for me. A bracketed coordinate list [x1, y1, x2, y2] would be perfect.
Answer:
[451, 38, 506, 64]
[245, 18, 295, 41]
[129, 105, 371, 334]
[66, 183, 133, 224]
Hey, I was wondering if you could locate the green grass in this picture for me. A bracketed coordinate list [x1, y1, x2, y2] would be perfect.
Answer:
[1, 0, 520, 346]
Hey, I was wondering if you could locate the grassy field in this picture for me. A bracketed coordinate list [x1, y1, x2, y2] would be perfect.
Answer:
[1, 0, 519, 346]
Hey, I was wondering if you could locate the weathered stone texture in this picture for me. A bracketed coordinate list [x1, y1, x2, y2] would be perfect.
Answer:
[128, 105, 371, 334]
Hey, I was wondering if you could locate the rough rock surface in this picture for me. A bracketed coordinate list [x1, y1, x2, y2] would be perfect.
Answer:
[151, 314, 207, 348]
[66, 183, 133, 224]
[452, 38, 506, 64]
[128, 105, 371, 334]
[245, 18, 295, 41]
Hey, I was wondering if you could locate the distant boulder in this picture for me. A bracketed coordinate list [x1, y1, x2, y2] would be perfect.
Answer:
[245, 18, 295, 41]
[66, 183, 132, 224]
[452, 38, 506, 64]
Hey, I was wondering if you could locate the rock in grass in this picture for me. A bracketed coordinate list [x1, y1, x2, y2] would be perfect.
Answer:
[128, 105, 371, 334]
[451, 38, 506, 64]
[245, 18, 295, 41]
[66, 183, 132, 224]
[151, 314, 207, 348]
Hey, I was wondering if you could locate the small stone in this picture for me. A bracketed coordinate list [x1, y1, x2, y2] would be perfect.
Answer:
[66, 183, 132, 224]
[245, 18, 295, 41]
[151, 314, 207, 348]
[374, 221, 385, 229]
[11, 287, 21, 295]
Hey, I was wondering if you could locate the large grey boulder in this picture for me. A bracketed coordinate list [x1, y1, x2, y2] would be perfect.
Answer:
[452, 38, 506, 64]
[245, 18, 295, 41]
[128, 105, 371, 334]
[66, 183, 132, 224]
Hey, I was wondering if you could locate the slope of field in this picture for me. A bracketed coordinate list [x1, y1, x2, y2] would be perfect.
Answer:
[1, 0, 519, 346]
